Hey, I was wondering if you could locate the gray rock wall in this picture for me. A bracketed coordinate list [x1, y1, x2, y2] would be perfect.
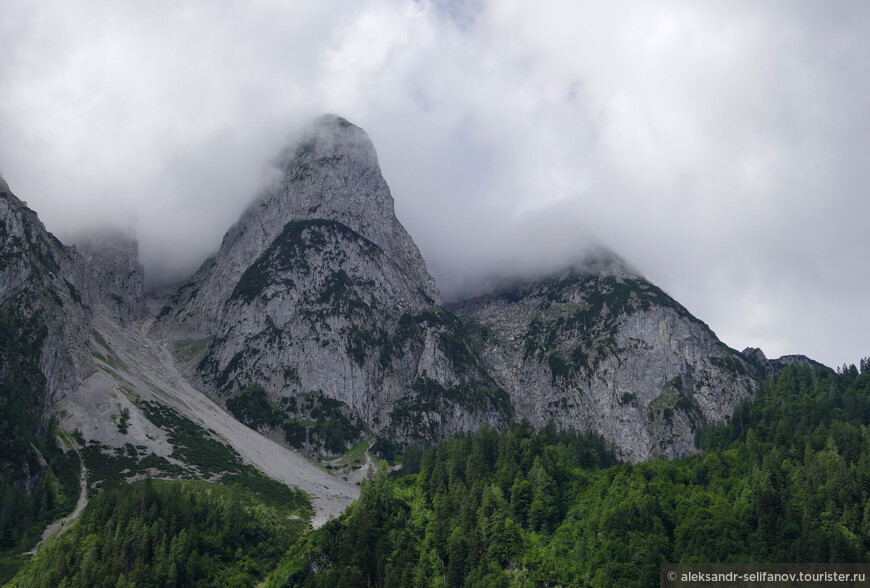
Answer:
[156, 118, 509, 445]
[0, 179, 94, 409]
[76, 230, 145, 326]
[452, 258, 758, 461]
[154, 114, 439, 339]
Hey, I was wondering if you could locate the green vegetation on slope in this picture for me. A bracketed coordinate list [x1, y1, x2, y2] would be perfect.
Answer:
[79, 399, 312, 517]
[10, 479, 308, 588]
[267, 364, 870, 587]
[0, 307, 48, 454]
[281, 392, 365, 455]
[224, 384, 366, 456]
[268, 423, 618, 587]
[0, 308, 82, 583]
[226, 384, 284, 431]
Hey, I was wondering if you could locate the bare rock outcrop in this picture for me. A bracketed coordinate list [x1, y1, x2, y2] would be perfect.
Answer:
[0, 176, 94, 409]
[153, 118, 510, 446]
[451, 249, 759, 462]
[76, 230, 145, 326]
[153, 114, 439, 339]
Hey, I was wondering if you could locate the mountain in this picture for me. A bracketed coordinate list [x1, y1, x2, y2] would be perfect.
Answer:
[153, 114, 439, 338]
[148, 115, 803, 460]
[2, 117, 816, 466]
[2, 118, 861, 586]
[153, 115, 512, 449]
[450, 248, 758, 461]
[0, 174, 95, 556]
[0, 174, 93, 444]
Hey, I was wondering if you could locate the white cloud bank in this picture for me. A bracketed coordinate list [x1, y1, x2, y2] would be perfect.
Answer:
[1, 0, 868, 367]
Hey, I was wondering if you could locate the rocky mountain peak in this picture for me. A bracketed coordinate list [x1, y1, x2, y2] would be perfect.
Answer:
[571, 246, 642, 280]
[264, 114, 438, 300]
[451, 255, 758, 461]
[149, 116, 512, 449]
[154, 114, 439, 337]
[282, 114, 379, 170]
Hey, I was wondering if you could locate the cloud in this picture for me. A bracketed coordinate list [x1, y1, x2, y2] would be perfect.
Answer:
[1, 0, 868, 367]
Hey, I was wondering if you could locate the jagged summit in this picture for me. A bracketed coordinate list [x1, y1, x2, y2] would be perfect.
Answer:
[153, 114, 439, 337]
[0, 173, 9, 193]
[151, 115, 510, 447]
[264, 114, 435, 294]
[279, 114, 380, 171]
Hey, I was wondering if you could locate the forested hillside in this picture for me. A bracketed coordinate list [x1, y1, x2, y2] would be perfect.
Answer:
[268, 363, 870, 587]
[9, 363, 870, 586]
[9, 480, 309, 587]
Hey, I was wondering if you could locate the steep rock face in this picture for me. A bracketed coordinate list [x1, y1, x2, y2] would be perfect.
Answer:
[451, 250, 758, 462]
[154, 114, 439, 338]
[76, 230, 145, 325]
[0, 176, 93, 426]
[197, 219, 510, 443]
[157, 119, 509, 446]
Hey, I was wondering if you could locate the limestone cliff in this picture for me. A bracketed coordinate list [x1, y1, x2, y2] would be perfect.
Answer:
[154, 118, 510, 448]
[153, 114, 439, 338]
[0, 175, 94, 410]
[1, 116, 822, 463]
[75, 230, 145, 326]
[450, 249, 759, 462]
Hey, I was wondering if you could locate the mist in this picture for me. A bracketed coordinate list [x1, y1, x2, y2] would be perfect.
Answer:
[1, 1, 869, 368]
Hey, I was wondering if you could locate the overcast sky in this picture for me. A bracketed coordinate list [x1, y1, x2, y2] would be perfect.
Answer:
[1, 1, 868, 368]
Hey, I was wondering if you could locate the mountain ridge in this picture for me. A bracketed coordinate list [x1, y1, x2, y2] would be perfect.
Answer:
[2, 119, 860, 587]
[450, 249, 759, 461]
[142, 115, 795, 460]
[151, 114, 439, 339]
[1, 114, 825, 472]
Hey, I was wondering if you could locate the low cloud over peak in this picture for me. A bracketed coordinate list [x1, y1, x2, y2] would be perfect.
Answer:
[1, 1, 868, 367]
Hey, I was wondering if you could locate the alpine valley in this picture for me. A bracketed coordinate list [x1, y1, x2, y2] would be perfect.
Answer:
[2, 116, 868, 587]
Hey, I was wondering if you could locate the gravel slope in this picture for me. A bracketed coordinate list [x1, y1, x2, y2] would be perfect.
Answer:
[58, 304, 359, 528]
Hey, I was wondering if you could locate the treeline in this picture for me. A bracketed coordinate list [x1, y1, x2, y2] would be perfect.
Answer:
[268, 425, 619, 587]
[0, 420, 81, 583]
[268, 364, 870, 587]
[11, 479, 309, 587]
[10, 363, 870, 586]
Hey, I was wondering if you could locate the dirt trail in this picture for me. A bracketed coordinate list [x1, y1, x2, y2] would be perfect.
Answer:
[69, 306, 359, 528]
[24, 457, 88, 555]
